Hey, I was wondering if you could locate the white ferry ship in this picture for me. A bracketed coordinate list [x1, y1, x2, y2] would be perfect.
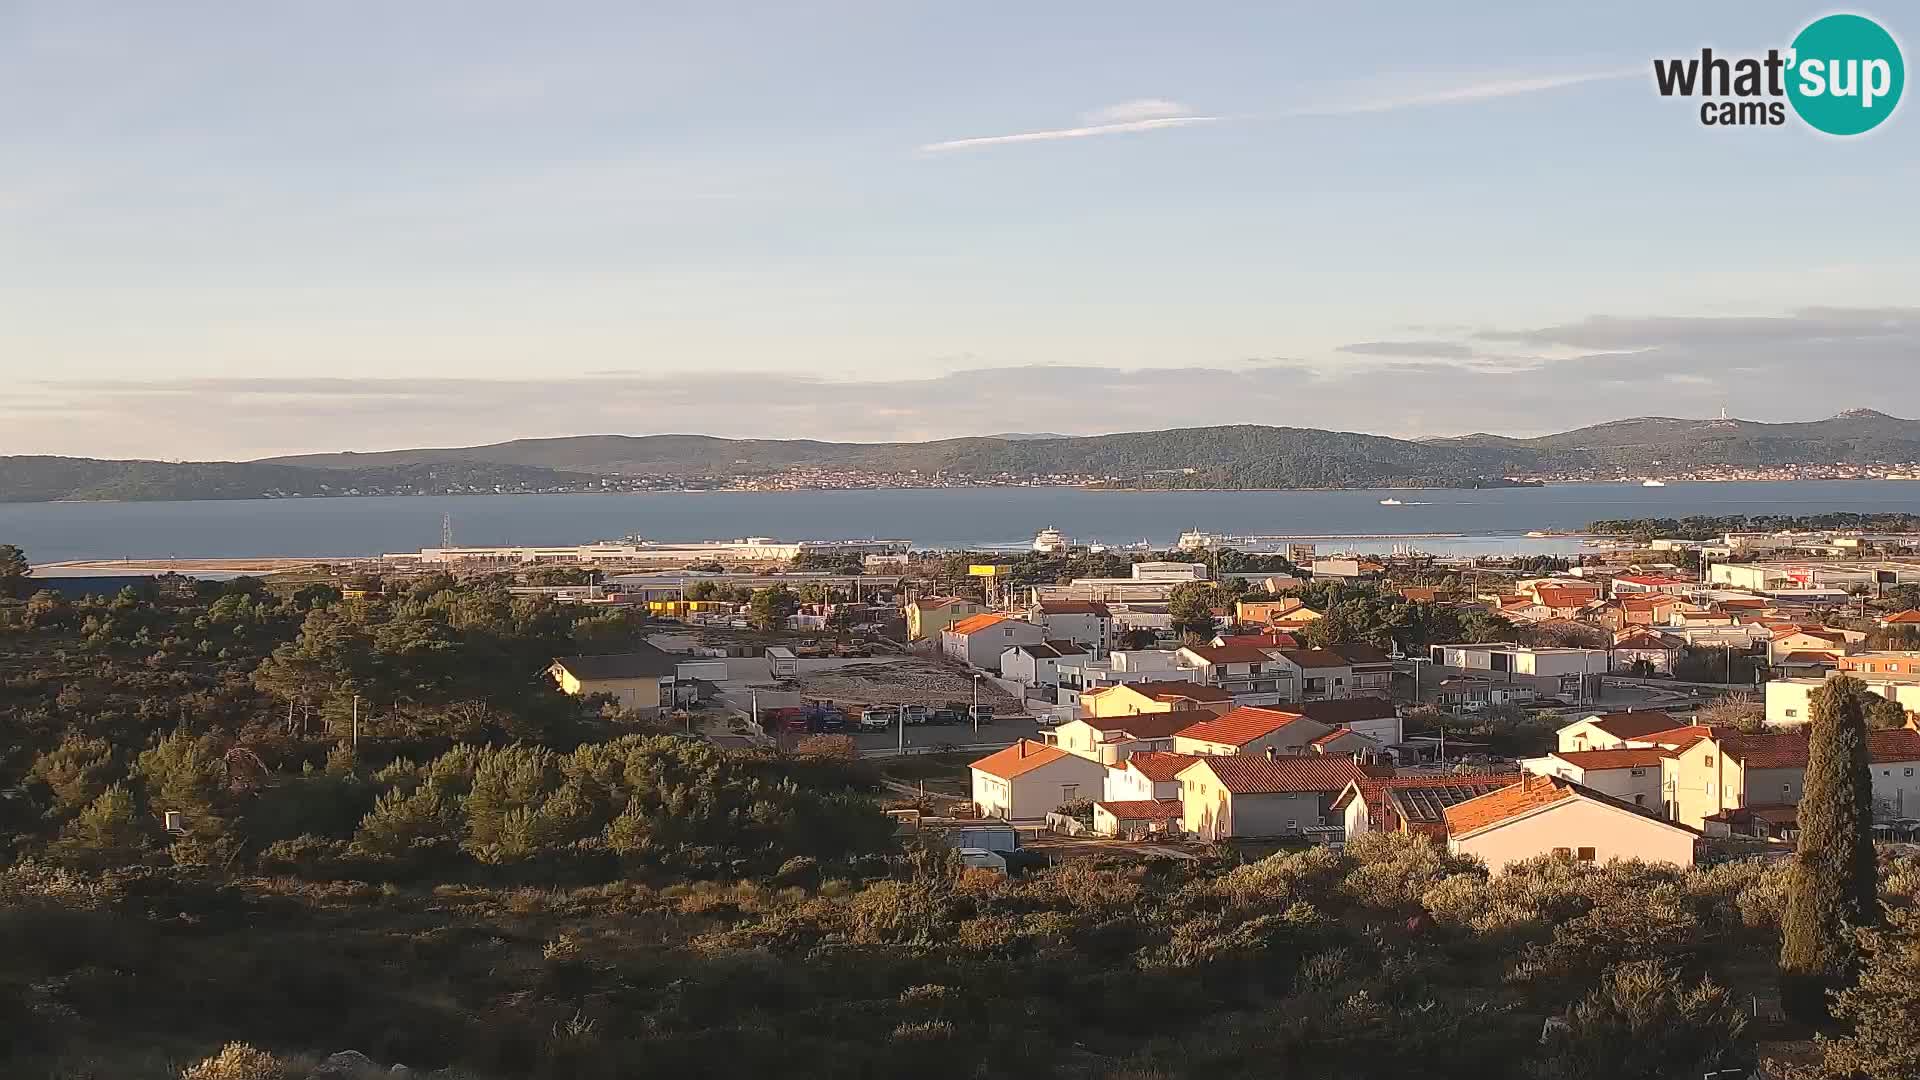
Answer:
[1032, 526, 1070, 553]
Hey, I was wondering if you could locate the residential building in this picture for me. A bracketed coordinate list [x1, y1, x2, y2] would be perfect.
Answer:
[1878, 609, 1920, 630]
[1333, 773, 1520, 839]
[1444, 774, 1699, 873]
[1520, 748, 1671, 811]
[1766, 672, 1920, 727]
[549, 647, 679, 715]
[1660, 728, 1920, 828]
[1277, 648, 1354, 701]
[1091, 799, 1186, 839]
[1235, 598, 1306, 625]
[969, 740, 1108, 822]
[1051, 712, 1198, 765]
[1611, 574, 1695, 598]
[1611, 630, 1685, 675]
[1767, 626, 1849, 664]
[1309, 726, 1381, 756]
[1836, 651, 1920, 676]
[1431, 643, 1612, 678]
[1211, 630, 1301, 650]
[999, 641, 1087, 689]
[1030, 600, 1115, 652]
[1297, 697, 1404, 746]
[1556, 711, 1680, 753]
[1177, 752, 1370, 840]
[1172, 706, 1332, 757]
[1328, 643, 1394, 697]
[1177, 644, 1298, 706]
[1030, 561, 1206, 604]
[1078, 680, 1234, 721]
[1102, 751, 1197, 802]
[1053, 649, 1198, 708]
[942, 614, 1046, 670]
[906, 596, 987, 641]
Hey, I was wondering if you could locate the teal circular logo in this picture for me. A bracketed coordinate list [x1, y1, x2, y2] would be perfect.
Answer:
[1787, 14, 1904, 135]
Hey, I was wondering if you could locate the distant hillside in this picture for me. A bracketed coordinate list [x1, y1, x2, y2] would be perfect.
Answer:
[265, 425, 1543, 489]
[1431, 410, 1920, 470]
[9, 411, 1919, 503]
[0, 456, 604, 504]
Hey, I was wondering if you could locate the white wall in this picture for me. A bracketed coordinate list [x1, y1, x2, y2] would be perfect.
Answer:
[1451, 798, 1695, 874]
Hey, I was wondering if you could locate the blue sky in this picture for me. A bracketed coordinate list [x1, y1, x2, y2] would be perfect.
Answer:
[2, 1, 1916, 458]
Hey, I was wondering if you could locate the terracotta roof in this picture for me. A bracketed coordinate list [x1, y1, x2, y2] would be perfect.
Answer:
[1549, 748, 1673, 769]
[1714, 730, 1920, 770]
[1329, 642, 1394, 665]
[948, 613, 1010, 635]
[1094, 798, 1184, 821]
[1132, 680, 1233, 703]
[1381, 774, 1524, 833]
[1038, 600, 1112, 616]
[1772, 626, 1845, 641]
[913, 597, 963, 610]
[1613, 631, 1682, 650]
[1126, 751, 1200, 781]
[1182, 754, 1368, 795]
[1636, 724, 1734, 750]
[1443, 774, 1580, 835]
[1616, 575, 1689, 587]
[1535, 587, 1591, 609]
[1883, 609, 1920, 624]
[1582, 711, 1679, 740]
[1184, 644, 1278, 665]
[1297, 697, 1398, 727]
[1778, 650, 1841, 665]
[1078, 712, 1198, 740]
[1276, 648, 1353, 669]
[1174, 706, 1312, 746]
[970, 740, 1072, 779]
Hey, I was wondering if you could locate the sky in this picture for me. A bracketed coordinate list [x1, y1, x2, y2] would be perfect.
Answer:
[2, 1, 1917, 459]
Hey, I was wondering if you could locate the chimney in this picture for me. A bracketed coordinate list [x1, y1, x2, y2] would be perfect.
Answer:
[1266, 745, 1277, 761]
[1019, 740, 1028, 758]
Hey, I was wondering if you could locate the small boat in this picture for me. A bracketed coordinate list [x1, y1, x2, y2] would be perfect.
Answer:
[1379, 498, 1403, 506]
[1641, 478, 1667, 487]
[1032, 526, 1069, 553]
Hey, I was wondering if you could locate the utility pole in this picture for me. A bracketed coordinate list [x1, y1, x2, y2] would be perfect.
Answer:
[352, 695, 359, 752]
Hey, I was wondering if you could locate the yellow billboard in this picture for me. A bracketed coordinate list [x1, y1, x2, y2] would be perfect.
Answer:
[969, 564, 1004, 577]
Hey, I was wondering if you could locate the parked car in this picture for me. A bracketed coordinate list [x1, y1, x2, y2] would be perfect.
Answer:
[928, 708, 963, 726]
[968, 704, 995, 725]
[902, 704, 930, 726]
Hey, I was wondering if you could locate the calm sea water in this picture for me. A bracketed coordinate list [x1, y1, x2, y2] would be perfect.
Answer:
[7, 481, 1920, 566]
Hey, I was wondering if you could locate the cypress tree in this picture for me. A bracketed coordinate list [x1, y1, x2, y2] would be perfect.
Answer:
[1779, 675, 1878, 1023]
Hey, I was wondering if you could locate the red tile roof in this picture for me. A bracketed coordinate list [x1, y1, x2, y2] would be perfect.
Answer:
[1883, 609, 1920, 624]
[1613, 631, 1682, 650]
[1174, 706, 1312, 746]
[948, 613, 1010, 635]
[1038, 601, 1112, 616]
[1443, 773, 1580, 835]
[1778, 650, 1841, 665]
[1535, 587, 1591, 609]
[970, 740, 1072, 779]
[1549, 748, 1673, 769]
[1583, 711, 1679, 740]
[1276, 648, 1353, 669]
[1125, 752, 1200, 781]
[1079, 712, 1197, 740]
[1616, 575, 1689, 587]
[1094, 798, 1184, 821]
[1636, 724, 1735, 750]
[1182, 754, 1368, 795]
[1311, 726, 1363, 746]
[1706, 730, 1920, 769]
[1334, 773, 1525, 836]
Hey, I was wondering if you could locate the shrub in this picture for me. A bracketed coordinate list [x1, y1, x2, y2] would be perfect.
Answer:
[1531, 959, 1747, 1080]
[179, 1042, 287, 1080]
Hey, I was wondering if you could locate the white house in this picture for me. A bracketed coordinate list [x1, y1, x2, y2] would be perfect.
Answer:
[1554, 711, 1680, 753]
[1177, 753, 1369, 840]
[1297, 697, 1404, 746]
[942, 614, 1046, 671]
[1519, 748, 1671, 813]
[999, 641, 1087, 689]
[1444, 774, 1699, 874]
[969, 740, 1108, 822]
[1030, 601, 1114, 653]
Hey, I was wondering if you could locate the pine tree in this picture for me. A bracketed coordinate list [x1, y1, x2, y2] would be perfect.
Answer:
[1779, 675, 1878, 1023]
[52, 783, 154, 867]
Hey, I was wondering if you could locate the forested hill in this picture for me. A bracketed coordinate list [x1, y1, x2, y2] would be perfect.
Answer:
[0, 456, 604, 503]
[266, 425, 1543, 488]
[1429, 410, 1920, 470]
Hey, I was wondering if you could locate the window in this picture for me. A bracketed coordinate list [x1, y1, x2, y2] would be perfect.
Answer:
[1553, 847, 1572, 857]
[1783, 784, 1792, 796]
[1785, 708, 1798, 718]
[1704, 755, 1714, 766]
[1061, 784, 1078, 802]
[1633, 794, 1646, 806]
[1577, 847, 1596, 862]
[1906, 768, 1915, 778]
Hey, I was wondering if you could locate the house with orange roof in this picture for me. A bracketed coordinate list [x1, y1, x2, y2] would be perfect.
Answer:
[907, 596, 987, 641]
[1078, 680, 1232, 721]
[1661, 727, 1920, 828]
[1611, 629, 1684, 675]
[942, 612, 1045, 670]
[1766, 626, 1849, 665]
[1555, 710, 1681, 753]
[1333, 773, 1522, 840]
[1176, 752, 1370, 840]
[969, 739, 1107, 821]
[1102, 751, 1198, 803]
[1879, 608, 1920, 629]
[1091, 798, 1185, 839]
[1444, 774, 1699, 873]
[1520, 747, 1673, 811]
[1172, 706, 1333, 757]
[1054, 690, 1231, 764]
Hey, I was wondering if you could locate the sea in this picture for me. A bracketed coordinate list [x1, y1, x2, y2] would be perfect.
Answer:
[8, 480, 1920, 568]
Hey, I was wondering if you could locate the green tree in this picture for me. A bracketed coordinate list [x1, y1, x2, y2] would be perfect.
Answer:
[134, 730, 228, 840]
[1812, 906, 1920, 1080]
[1167, 582, 1222, 639]
[1780, 676, 1879, 1023]
[749, 584, 799, 631]
[51, 783, 154, 867]
[1863, 691, 1908, 730]
[28, 734, 119, 817]
[0, 542, 29, 599]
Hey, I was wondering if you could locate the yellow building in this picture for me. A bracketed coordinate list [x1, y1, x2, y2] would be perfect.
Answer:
[906, 596, 986, 641]
[1079, 680, 1233, 720]
[549, 647, 680, 717]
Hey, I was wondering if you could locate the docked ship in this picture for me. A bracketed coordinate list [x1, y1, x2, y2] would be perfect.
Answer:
[1379, 498, 1403, 506]
[1176, 529, 1226, 551]
[1032, 526, 1070, 553]
[1641, 478, 1667, 487]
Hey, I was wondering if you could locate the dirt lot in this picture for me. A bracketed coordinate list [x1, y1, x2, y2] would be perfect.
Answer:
[780, 658, 1021, 709]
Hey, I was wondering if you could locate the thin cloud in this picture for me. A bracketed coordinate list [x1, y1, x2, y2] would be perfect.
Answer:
[919, 106, 1216, 153]
[1287, 68, 1639, 117]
